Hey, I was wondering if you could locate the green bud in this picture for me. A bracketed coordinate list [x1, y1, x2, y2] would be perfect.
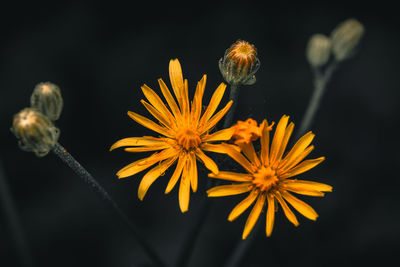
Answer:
[11, 108, 60, 157]
[30, 82, 63, 121]
[306, 34, 331, 68]
[331, 18, 365, 62]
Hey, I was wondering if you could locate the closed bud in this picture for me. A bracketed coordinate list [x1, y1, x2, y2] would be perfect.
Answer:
[30, 82, 63, 121]
[331, 18, 365, 61]
[306, 34, 331, 67]
[11, 108, 60, 157]
[219, 40, 260, 85]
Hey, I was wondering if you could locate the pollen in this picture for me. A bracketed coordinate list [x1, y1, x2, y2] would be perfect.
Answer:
[175, 128, 202, 151]
[252, 166, 279, 192]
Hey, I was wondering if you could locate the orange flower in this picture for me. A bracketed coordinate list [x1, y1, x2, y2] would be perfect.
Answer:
[230, 118, 271, 147]
[206, 116, 332, 238]
[110, 59, 234, 213]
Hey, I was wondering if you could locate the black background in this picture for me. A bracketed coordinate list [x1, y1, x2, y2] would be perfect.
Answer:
[1, 1, 399, 267]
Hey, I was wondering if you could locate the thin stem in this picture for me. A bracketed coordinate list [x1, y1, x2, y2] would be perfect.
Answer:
[51, 142, 167, 267]
[0, 158, 33, 267]
[296, 62, 338, 140]
[223, 220, 262, 267]
[175, 83, 241, 267]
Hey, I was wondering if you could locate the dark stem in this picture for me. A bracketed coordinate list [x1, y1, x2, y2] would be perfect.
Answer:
[175, 83, 241, 267]
[296, 62, 337, 140]
[0, 158, 33, 267]
[223, 220, 262, 267]
[52, 142, 167, 267]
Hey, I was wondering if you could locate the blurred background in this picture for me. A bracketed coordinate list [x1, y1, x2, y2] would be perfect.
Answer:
[1, 1, 399, 266]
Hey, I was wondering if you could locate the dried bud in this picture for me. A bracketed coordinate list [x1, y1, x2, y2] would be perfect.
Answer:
[30, 82, 63, 121]
[306, 34, 331, 67]
[219, 40, 260, 85]
[11, 108, 60, 157]
[331, 18, 365, 61]
[230, 118, 263, 146]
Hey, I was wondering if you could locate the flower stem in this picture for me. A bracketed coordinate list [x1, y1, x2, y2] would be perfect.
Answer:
[0, 157, 33, 267]
[223, 83, 241, 128]
[296, 62, 337, 139]
[175, 83, 241, 267]
[51, 142, 167, 267]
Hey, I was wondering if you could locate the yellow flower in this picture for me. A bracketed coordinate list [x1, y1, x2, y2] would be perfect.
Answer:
[110, 59, 234, 213]
[206, 115, 332, 239]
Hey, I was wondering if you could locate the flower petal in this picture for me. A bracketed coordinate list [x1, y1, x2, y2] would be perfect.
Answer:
[274, 191, 299, 226]
[200, 100, 232, 134]
[273, 122, 294, 166]
[195, 148, 219, 174]
[281, 191, 318, 221]
[240, 142, 261, 167]
[191, 75, 206, 126]
[110, 136, 165, 151]
[124, 143, 170, 153]
[138, 156, 177, 200]
[202, 128, 234, 142]
[266, 193, 275, 237]
[260, 120, 272, 165]
[208, 171, 252, 182]
[280, 131, 315, 169]
[242, 193, 266, 239]
[127, 111, 173, 137]
[199, 83, 227, 125]
[141, 84, 175, 126]
[179, 161, 191, 213]
[211, 143, 255, 173]
[279, 145, 314, 173]
[158, 78, 182, 122]
[270, 115, 289, 165]
[280, 157, 325, 179]
[169, 59, 185, 109]
[141, 100, 173, 128]
[228, 190, 258, 221]
[207, 183, 252, 197]
[117, 148, 177, 178]
[283, 179, 332, 192]
[188, 153, 198, 192]
[165, 154, 187, 194]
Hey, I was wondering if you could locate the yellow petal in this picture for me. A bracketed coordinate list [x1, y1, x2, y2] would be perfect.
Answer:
[179, 161, 191, 213]
[280, 131, 315, 169]
[202, 128, 234, 142]
[281, 184, 325, 197]
[158, 78, 182, 123]
[141, 100, 173, 128]
[138, 156, 177, 200]
[213, 143, 255, 174]
[189, 153, 198, 192]
[273, 122, 294, 165]
[165, 154, 187, 194]
[169, 59, 184, 109]
[228, 190, 258, 221]
[117, 148, 177, 178]
[201, 143, 240, 154]
[274, 191, 299, 226]
[242, 193, 266, 239]
[280, 157, 325, 179]
[141, 84, 175, 126]
[124, 144, 170, 153]
[266, 193, 275, 237]
[206, 183, 252, 197]
[281, 191, 318, 221]
[270, 115, 289, 165]
[283, 179, 332, 192]
[199, 83, 227, 125]
[279, 145, 314, 173]
[195, 148, 219, 174]
[241, 142, 261, 167]
[127, 111, 173, 137]
[200, 100, 232, 134]
[181, 78, 190, 117]
[208, 171, 252, 182]
[110, 136, 165, 151]
[191, 75, 206, 125]
[260, 120, 272, 165]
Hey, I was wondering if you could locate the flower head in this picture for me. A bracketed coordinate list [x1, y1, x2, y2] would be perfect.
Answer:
[206, 116, 332, 239]
[230, 118, 272, 147]
[306, 34, 332, 68]
[110, 59, 234, 213]
[11, 107, 60, 157]
[331, 18, 365, 61]
[219, 40, 260, 85]
[30, 82, 63, 121]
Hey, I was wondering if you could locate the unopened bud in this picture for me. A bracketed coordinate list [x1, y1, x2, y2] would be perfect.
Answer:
[219, 40, 260, 85]
[306, 34, 331, 67]
[30, 82, 63, 121]
[331, 18, 365, 61]
[11, 108, 60, 157]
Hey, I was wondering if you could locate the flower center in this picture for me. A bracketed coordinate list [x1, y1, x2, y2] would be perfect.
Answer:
[176, 128, 202, 151]
[252, 166, 279, 192]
